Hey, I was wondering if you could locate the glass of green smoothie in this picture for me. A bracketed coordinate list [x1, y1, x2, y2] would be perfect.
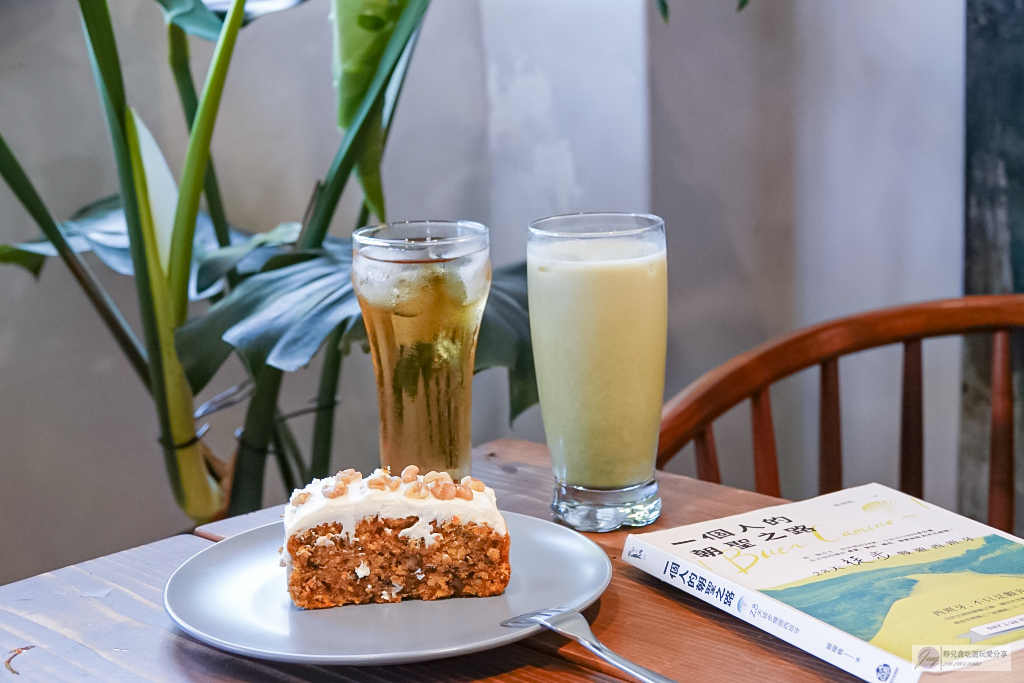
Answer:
[527, 213, 667, 532]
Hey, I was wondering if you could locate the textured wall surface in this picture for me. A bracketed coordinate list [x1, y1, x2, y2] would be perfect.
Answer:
[792, 0, 964, 505]
[650, 0, 965, 507]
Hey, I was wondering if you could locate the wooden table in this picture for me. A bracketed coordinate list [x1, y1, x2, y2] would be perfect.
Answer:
[0, 440, 859, 682]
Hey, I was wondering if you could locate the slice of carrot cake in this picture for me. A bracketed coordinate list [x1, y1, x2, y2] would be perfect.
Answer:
[282, 466, 510, 609]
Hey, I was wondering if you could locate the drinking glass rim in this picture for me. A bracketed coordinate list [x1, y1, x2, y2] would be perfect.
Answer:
[353, 220, 488, 249]
[528, 212, 664, 238]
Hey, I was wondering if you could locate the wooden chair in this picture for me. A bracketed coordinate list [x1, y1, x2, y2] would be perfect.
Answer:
[657, 294, 1024, 533]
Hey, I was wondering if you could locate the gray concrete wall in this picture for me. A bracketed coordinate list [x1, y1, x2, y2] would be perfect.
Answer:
[651, 0, 965, 508]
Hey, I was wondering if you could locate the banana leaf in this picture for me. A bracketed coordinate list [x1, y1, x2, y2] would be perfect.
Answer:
[330, 0, 409, 221]
[195, 223, 354, 291]
[151, 0, 310, 41]
[474, 262, 538, 422]
[7, 195, 245, 300]
[176, 247, 538, 423]
[127, 105, 224, 522]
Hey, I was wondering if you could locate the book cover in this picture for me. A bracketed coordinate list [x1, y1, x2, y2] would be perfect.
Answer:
[622, 483, 1024, 682]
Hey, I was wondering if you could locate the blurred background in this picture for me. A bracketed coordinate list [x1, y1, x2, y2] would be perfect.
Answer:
[0, 0, 964, 584]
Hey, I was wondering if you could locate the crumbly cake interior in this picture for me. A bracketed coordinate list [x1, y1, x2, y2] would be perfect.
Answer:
[282, 466, 510, 609]
[287, 517, 510, 608]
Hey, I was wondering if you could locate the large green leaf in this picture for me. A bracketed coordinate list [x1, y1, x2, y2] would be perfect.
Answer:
[129, 102, 225, 522]
[130, 111, 179, 275]
[13, 195, 243, 299]
[196, 221, 299, 291]
[195, 224, 350, 292]
[475, 262, 538, 422]
[330, 0, 408, 221]
[175, 252, 345, 393]
[176, 245, 539, 422]
[151, 0, 310, 41]
[152, 0, 224, 41]
[0, 244, 46, 277]
[206, 0, 311, 24]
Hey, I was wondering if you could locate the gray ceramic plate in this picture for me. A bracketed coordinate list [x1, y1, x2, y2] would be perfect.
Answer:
[164, 512, 612, 665]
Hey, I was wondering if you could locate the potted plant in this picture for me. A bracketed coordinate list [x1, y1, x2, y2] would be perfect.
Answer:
[0, 0, 535, 522]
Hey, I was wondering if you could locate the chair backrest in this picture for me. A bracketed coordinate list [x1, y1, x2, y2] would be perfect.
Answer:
[657, 294, 1024, 533]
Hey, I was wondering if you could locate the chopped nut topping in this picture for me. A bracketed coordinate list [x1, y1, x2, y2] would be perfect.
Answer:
[322, 479, 347, 498]
[454, 483, 474, 500]
[290, 491, 311, 506]
[461, 476, 486, 492]
[404, 481, 429, 499]
[401, 465, 420, 483]
[335, 468, 363, 484]
[366, 476, 388, 491]
[386, 476, 402, 491]
[423, 470, 453, 484]
[430, 481, 457, 500]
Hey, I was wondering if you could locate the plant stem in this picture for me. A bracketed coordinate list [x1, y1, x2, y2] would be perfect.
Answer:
[300, 0, 429, 249]
[309, 326, 344, 479]
[229, 366, 282, 515]
[271, 426, 298, 493]
[78, 0, 182, 505]
[355, 202, 370, 232]
[275, 414, 309, 484]
[169, 0, 247, 325]
[167, 24, 233, 255]
[0, 132, 150, 390]
[127, 109, 222, 522]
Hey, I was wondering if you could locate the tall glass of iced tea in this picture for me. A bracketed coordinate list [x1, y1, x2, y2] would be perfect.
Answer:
[352, 221, 491, 480]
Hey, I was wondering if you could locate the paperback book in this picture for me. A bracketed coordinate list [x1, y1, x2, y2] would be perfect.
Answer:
[622, 483, 1024, 682]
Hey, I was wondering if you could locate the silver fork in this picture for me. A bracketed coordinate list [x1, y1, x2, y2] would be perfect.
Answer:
[501, 608, 677, 683]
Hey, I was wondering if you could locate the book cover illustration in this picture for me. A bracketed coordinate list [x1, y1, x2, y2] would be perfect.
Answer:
[630, 483, 1024, 664]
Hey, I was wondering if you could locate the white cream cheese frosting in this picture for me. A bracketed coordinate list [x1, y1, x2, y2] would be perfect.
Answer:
[282, 468, 508, 552]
